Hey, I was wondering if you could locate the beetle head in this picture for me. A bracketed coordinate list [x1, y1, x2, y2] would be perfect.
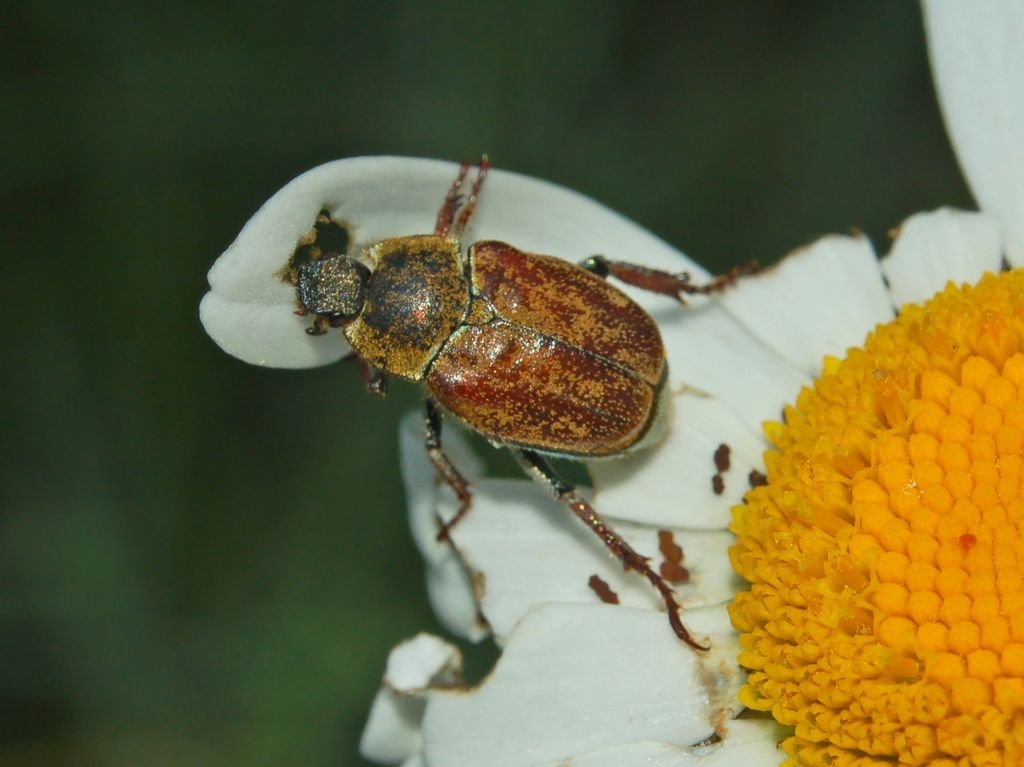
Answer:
[296, 253, 370, 328]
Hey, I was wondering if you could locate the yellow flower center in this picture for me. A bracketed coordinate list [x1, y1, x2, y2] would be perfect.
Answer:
[730, 271, 1024, 766]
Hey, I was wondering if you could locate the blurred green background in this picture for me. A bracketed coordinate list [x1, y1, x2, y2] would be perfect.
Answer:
[4, 2, 972, 766]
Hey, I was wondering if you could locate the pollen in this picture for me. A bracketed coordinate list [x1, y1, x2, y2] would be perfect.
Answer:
[730, 271, 1024, 765]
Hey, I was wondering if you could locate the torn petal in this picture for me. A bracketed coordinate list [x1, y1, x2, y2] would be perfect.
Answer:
[924, 1, 1024, 265]
[881, 207, 1002, 307]
[422, 603, 742, 767]
[359, 634, 462, 765]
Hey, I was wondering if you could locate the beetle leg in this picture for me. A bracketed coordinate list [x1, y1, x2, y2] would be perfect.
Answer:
[434, 158, 491, 238]
[580, 255, 757, 304]
[434, 161, 471, 237]
[340, 353, 390, 397]
[360, 361, 389, 398]
[514, 448, 708, 651]
[425, 399, 474, 542]
[304, 314, 330, 336]
[452, 156, 490, 238]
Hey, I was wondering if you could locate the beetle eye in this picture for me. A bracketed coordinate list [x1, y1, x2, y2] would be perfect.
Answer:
[296, 254, 370, 322]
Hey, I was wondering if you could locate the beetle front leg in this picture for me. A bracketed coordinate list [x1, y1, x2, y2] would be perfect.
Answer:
[514, 448, 707, 651]
[452, 156, 490, 238]
[304, 314, 331, 336]
[341, 353, 390, 397]
[581, 255, 756, 304]
[434, 161, 471, 237]
[434, 157, 490, 238]
[425, 399, 474, 542]
[359, 360, 389, 398]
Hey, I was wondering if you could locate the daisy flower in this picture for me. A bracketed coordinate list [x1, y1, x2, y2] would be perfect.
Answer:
[200, 3, 1023, 765]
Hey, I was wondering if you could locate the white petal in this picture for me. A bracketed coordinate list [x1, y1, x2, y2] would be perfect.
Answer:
[592, 391, 766, 530]
[441, 476, 740, 642]
[422, 563, 486, 642]
[924, 1, 1024, 265]
[198, 291, 348, 369]
[202, 156, 708, 368]
[543, 719, 786, 767]
[690, 719, 789, 766]
[359, 634, 462, 765]
[658, 303, 810, 429]
[383, 633, 462, 692]
[881, 207, 1003, 307]
[422, 603, 742, 767]
[538, 742, 693, 767]
[720, 234, 892, 375]
[399, 413, 487, 641]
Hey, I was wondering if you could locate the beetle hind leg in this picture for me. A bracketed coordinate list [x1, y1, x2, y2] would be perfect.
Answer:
[514, 448, 707, 650]
[581, 255, 757, 304]
[425, 399, 474, 542]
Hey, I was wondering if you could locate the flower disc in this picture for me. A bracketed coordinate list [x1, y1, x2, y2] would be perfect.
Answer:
[731, 271, 1024, 765]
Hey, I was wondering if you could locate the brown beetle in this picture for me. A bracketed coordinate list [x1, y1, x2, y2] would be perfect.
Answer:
[297, 159, 750, 649]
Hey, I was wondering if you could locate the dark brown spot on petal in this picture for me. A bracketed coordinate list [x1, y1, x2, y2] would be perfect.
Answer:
[714, 443, 731, 473]
[712, 474, 725, 496]
[588, 574, 619, 604]
[657, 530, 690, 584]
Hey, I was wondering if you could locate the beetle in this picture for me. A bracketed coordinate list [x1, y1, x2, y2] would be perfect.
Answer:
[295, 158, 751, 649]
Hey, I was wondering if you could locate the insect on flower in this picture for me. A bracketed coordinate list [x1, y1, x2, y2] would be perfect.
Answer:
[289, 158, 752, 650]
